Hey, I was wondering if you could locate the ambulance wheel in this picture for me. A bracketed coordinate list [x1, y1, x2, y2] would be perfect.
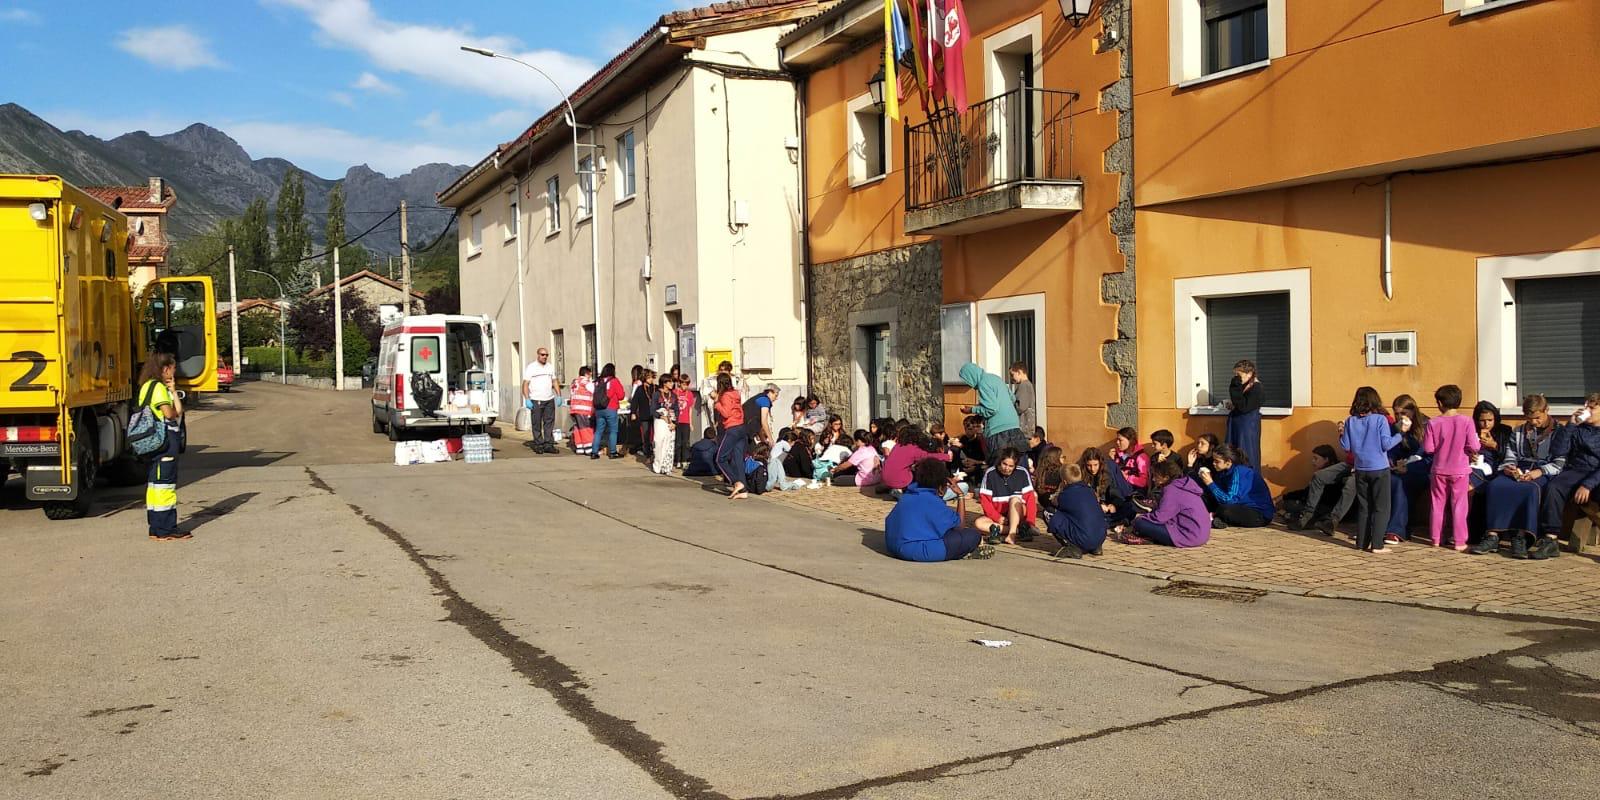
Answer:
[386, 416, 401, 442]
[43, 436, 97, 520]
[372, 412, 386, 435]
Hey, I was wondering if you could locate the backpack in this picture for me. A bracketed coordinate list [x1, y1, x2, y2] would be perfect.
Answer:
[127, 381, 168, 457]
[592, 377, 613, 410]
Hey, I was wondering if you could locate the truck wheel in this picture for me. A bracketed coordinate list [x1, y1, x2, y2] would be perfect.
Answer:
[372, 413, 386, 435]
[386, 416, 401, 442]
[43, 436, 97, 520]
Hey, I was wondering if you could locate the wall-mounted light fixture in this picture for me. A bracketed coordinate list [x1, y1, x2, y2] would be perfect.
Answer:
[1059, 0, 1093, 27]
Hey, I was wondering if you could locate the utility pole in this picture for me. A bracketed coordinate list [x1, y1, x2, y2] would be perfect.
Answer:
[333, 246, 344, 390]
[399, 200, 412, 315]
[226, 245, 241, 369]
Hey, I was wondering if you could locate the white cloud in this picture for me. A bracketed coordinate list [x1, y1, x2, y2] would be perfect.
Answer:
[225, 121, 481, 176]
[270, 0, 598, 106]
[115, 25, 224, 70]
[329, 91, 355, 108]
[352, 71, 399, 95]
[40, 109, 190, 139]
[416, 107, 526, 138]
[0, 8, 40, 23]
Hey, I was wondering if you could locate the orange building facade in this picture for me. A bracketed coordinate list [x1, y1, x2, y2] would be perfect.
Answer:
[782, 0, 1135, 450]
[1133, 0, 1600, 489]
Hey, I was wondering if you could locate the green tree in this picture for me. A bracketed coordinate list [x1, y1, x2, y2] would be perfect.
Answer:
[238, 198, 272, 296]
[275, 169, 310, 292]
[322, 182, 346, 283]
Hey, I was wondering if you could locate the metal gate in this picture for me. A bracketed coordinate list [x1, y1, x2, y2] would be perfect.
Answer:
[998, 311, 1035, 380]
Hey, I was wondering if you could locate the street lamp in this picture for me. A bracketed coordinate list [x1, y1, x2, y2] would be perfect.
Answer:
[867, 67, 886, 110]
[460, 45, 605, 368]
[246, 269, 288, 385]
[1059, 0, 1093, 27]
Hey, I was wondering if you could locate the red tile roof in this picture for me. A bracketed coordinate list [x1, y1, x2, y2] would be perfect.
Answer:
[83, 184, 176, 211]
[127, 243, 169, 262]
[217, 299, 284, 318]
[308, 269, 426, 300]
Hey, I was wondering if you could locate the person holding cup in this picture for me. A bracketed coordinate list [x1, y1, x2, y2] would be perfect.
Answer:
[1225, 359, 1264, 470]
[1535, 392, 1600, 557]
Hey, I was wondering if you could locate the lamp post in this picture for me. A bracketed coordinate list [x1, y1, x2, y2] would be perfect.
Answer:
[246, 269, 287, 385]
[460, 45, 605, 369]
[1059, 0, 1093, 27]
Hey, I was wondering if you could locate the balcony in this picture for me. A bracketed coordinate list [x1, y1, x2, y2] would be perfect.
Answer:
[904, 87, 1083, 236]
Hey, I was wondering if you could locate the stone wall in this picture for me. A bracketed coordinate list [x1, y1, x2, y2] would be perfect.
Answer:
[809, 242, 942, 427]
[1098, 0, 1138, 430]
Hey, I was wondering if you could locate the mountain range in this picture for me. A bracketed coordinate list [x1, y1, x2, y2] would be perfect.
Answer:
[0, 103, 466, 256]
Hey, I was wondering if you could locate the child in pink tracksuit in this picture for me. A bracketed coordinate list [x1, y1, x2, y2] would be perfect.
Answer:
[1422, 384, 1480, 550]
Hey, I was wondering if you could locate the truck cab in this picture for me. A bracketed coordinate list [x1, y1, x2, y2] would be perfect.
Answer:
[371, 314, 498, 439]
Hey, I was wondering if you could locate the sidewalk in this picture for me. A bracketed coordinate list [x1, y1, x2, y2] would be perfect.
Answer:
[764, 484, 1600, 623]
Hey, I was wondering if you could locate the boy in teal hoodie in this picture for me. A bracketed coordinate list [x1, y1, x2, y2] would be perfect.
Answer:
[958, 362, 1026, 463]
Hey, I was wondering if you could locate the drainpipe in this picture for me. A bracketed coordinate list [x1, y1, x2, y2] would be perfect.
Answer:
[797, 74, 815, 393]
[1382, 178, 1393, 300]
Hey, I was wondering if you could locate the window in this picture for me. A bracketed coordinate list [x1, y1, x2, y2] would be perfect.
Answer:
[505, 189, 519, 241]
[1202, 0, 1268, 75]
[998, 311, 1036, 386]
[1170, 0, 1284, 85]
[846, 93, 888, 186]
[974, 293, 1047, 419]
[615, 129, 637, 201]
[939, 303, 973, 384]
[468, 211, 483, 255]
[1514, 277, 1600, 406]
[577, 156, 595, 219]
[582, 324, 598, 371]
[551, 329, 566, 381]
[546, 176, 561, 234]
[1478, 249, 1600, 411]
[410, 335, 441, 373]
[1205, 294, 1292, 409]
[1173, 269, 1310, 413]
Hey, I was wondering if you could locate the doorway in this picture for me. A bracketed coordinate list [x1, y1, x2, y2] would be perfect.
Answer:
[865, 325, 893, 422]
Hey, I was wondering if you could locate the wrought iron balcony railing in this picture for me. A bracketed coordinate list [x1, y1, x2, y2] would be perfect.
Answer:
[904, 87, 1080, 213]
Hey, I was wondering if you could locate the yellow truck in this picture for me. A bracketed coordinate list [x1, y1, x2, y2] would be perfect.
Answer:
[1, 175, 217, 519]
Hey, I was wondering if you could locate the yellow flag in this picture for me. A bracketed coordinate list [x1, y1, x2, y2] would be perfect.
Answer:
[883, 0, 899, 120]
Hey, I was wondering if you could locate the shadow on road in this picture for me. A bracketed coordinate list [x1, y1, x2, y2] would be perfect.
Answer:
[180, 444, 295, 485]
[184, 492, 261, 533]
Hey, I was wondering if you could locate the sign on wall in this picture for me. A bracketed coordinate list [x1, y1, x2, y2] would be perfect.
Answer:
[939, 303, 973, 384]
[678, 324, 696, 370]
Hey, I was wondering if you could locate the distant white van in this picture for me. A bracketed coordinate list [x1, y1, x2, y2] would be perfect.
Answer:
[371, 314, 498, 439]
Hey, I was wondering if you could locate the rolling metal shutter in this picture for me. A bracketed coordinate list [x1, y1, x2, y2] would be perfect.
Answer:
[1516, 275, 1600, 406]
[1207, 293, 1292, 408]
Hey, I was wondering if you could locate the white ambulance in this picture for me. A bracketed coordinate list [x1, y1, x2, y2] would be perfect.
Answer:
[371, 314, 498, 439]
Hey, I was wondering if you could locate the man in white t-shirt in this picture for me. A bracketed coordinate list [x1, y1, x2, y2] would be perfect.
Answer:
[522, 347, 560, 454]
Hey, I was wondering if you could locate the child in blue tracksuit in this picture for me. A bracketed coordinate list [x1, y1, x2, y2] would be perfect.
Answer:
[1198, 444, 1275, 527]
[884, 459, 992, 562]
[1341, 386, 1406, 553]
[1045, 464, 1107, 559]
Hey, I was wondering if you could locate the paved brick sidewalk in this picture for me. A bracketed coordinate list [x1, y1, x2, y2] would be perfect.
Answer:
[764, 485, 1600, 622]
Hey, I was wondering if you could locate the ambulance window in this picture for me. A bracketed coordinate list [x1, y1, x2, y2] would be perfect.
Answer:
[410, 336, 440, 373]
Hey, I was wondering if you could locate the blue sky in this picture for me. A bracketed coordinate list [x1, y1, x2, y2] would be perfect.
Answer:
[0, 0, 682, 178]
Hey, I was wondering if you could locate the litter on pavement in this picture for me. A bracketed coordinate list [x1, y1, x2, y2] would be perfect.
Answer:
[972, 639, 1014, 648]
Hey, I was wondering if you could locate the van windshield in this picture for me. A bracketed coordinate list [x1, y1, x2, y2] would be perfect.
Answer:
[410, 336, 441, 373]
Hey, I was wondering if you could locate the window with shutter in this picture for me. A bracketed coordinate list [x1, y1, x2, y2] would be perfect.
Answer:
[1206, 293, 1292, 408]
[1202, 0, 1269, 74]
[1516, 275, 1600, 406]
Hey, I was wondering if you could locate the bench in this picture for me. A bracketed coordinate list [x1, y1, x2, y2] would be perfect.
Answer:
[1565, 500, 1600, 554]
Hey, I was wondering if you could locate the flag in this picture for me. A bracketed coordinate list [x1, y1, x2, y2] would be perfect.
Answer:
[939, 0, 971, 113]
[891, 0, 922, 110]
[882, 0, 899, 120]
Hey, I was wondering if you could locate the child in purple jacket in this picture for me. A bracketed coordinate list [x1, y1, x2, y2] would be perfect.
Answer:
[1340, 386, 1405, 553]
[1126, 460, 1211, 547]
[1423, 384, 1480, 550]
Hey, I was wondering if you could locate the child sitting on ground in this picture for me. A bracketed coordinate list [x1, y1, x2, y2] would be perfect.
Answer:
[1110, 427, 1152, 499]
[1120, 459, 1211, 548]
[1282, 444, 1353, 535]
[814, 432, 856, 481]
[684, 427, 719, 476]
[958, 415, 989, 472]
[831, 430, 883, 487]
[1026, 426, 1049, 470]
[883, 458, 994, 562]
[1046, 463, 1107, 559]
[1150, 430, 1177, 466]
[1033, 445, 1066, 512]
[1184, 433, 1220, 480]
[976, 447, 1038, 546]
[745, 444, 770, 495]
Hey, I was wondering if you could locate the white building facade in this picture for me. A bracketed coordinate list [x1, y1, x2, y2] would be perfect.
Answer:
[442, 0, 830, 420]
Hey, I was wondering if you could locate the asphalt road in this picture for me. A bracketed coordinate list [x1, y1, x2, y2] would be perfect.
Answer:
[2, 380, 1597, 799]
